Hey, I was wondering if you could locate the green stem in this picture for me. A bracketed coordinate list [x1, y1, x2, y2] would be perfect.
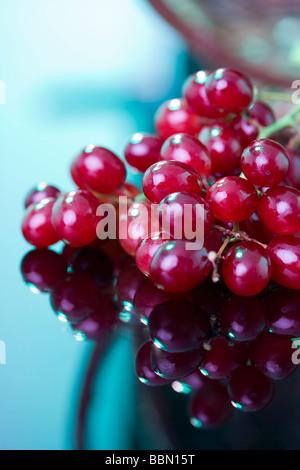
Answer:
[258, 91, 292, 102]
[258, 101, 300, 139]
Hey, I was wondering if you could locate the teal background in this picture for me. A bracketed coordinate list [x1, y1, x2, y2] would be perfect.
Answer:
[0, 0, 189, 450]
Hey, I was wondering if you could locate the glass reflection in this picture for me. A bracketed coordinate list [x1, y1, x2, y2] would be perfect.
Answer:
[20, 240, 300, 449]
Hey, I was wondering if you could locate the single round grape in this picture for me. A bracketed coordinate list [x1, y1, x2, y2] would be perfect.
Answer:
[51, 190, 99, 247]
[124, 133, 162, 173]
[249, 333, 298, 380]
[220, 294, 266, 341]
[241, 139, 290, 187]
[135, 341, 172, 386]
[228, 365, 275, 412]
[50, 272, 100, 323]
[154, 98, 201, 139]
[150, 343, 204, 380]
[22, 198, 60, 248]
[222, 241, 271, 296]
[257, 186, 300, 235]
[264, 287, 300, 336]
[267, 235, 300, 289]
[198, 123, 243, 176]
[71, 291, 118, 341]
[205, 68, 254, 114]
[206, 176, 259, 222]
[150, 240, 212, 294]
[200, 337, 248, 379]
[71, 145, 126, 194]
[20, 249, 67, 293]
[189, 381, 234, 429]
[148, 300, 209, 353]
[161, 133, 212, 176]
[142, 160, 202, 204]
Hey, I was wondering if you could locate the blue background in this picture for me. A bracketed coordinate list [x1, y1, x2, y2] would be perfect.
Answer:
[2, 0, 300, 451]
[0, 0, 190, 450]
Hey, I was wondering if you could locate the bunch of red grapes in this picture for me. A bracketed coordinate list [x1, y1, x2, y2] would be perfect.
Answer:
[21, 67, 300, 429]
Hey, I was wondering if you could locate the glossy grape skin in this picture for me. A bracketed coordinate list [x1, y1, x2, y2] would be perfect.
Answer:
[257, 186, 300, 235]
[20, 249, 67, 293]
[249, 333, 297, 380]
[118, 200, 154, 257]
[182, 70, 224, 118]
[241, 139, 290, 187]
[205, 68, 254, 115]
[51, 190, 99, 247]
[71, 145, 126, 194]
[203, 228, 225, 254]
[142, 160, 202, 204]
[286, 149, 300, 190]
[70, 160, 84, 187]
[133, 278, 192, 325]
[150, 343, 204, 380]
[124, 133, 162, 173]
[222, 241, 271, 297]
[189, 381, 234, 429]
[198, 123, 243, 176]
[231, 115, 259, 148]
[154, 98, 201, 139]
[160, 133, 212, 176]
[264, 288, 300, 336]
[220, 295, 266, 342]
[206, 176, 259, 222]
[135, 341, 173, 386]
[50, 272, 100, 323]
[22, 198, 60, 248]
[247, 101, 276, 127]
[239, 212, 277, 245]
[158, 191, 214, 241]
[24, 183, 61, 209]
[174, 369, 217, 394]
[267, 236, 300, 290]
[135, 232, 168, 277]
[228, 365, 275, 412]
[200, 337, 248, 379]
[150, 240, 212, 294]
[115, 265, 146, 308]
[147, 300, 209, 353]
[71, 291, 118, 341]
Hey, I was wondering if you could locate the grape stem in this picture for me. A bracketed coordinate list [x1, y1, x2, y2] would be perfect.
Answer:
[258, 101, 300, 139]
[213, 224, 267, 249]
[210, 236, 233, 283]
[259, 90, 292, 102]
